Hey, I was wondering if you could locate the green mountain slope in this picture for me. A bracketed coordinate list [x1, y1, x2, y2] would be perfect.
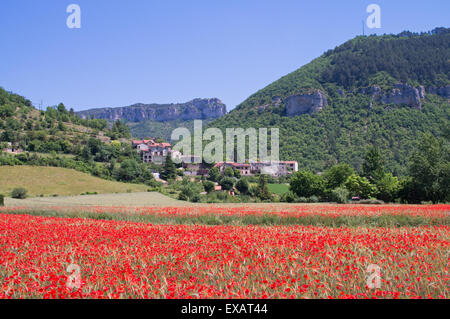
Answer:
[209, 28, 450, 175]
[0, 87, 132, 154]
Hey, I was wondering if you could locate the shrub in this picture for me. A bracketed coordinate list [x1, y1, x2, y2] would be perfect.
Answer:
[0, 194, 4, 206]
[330, 187, 350, 204]
[281, 191, 296, 203]
[308, 195, 320, 203]
[235, 178, 250, 194]
[190, 194, 201, 203]
[297, 197, 308, 203]
[179, 184, 201, 202]
[11, 188, 28, 199]
[256, 174, 272, 201]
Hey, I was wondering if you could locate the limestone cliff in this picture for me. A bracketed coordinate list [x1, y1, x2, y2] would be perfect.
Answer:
[78, 98, 227, 123]
[285, 91, 328, 116]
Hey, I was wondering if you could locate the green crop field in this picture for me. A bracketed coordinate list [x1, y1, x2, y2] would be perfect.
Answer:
[268, 184, 290, 195]
[0, 166, 149, 197]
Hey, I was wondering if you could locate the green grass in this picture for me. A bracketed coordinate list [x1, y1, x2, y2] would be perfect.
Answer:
[4, 191, 189, 207]
[268, 184, 290, 195]
[0, 166, 149, 197]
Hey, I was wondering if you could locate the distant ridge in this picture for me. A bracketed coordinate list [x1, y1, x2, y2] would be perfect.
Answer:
[77, 98, 227, 123]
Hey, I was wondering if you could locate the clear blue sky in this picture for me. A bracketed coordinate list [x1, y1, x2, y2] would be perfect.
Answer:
[0, 0, 448, 111]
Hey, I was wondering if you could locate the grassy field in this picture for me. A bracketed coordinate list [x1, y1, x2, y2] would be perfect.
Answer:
[4, 191, 329, 208]
[4, 192, 190, 207]
[268, 183, 290, 195]
[0, 166, 149, 197]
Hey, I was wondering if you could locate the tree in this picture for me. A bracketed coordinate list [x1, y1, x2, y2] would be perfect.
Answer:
[362, 147, 385, 183]
[224, 167, 234, 177]
[58, 121, 66, 132]
[161, 156, 177, 182]
[81, 146, 92, 161]
[324, 163, 355, 190]
[376, 173, 400, 202]
[290, 171, 325, 198]
[256, 174, 272, 201]
[219, 177, 235, 191]
[111, 120, 131, 139]
[1, 130, 16, 143]
[330, 187, 350, 204]
[203, 180, 215, 194]
[114, 159, 142, 182]
[235, 178, 249, 194]
[208, 167, 221, 182]
[179, 183, 201, 202]
[407, 133, 450, 203]
[344, 174, 377, 199]
[57, 103, 67, 114]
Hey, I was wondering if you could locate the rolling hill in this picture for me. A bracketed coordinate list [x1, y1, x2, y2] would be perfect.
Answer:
[0, 166, 148, 197]
[209, 28, 450, 175]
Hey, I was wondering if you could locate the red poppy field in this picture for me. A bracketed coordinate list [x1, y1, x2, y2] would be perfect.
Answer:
[0, 205, 448, 299]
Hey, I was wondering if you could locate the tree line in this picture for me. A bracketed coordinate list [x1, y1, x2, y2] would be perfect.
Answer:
[288, 133, 449, 204]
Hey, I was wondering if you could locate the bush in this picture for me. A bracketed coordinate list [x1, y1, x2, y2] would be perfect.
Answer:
[235, 178, 250, 194]
[256, 174, 272, 201]
[308, 195, 320, 203]
[0, 194, 4, 206]
[178, 183, 202, 202]
[11, 188, 28, 199]
[297, 197, 309, 203]
[281, 191, 296, 203]
[190, 194, 201, 203]
[330, 187, 350, 204]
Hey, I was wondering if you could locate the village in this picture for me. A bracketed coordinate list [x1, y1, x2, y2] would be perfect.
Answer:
[132, 139, 299, 177]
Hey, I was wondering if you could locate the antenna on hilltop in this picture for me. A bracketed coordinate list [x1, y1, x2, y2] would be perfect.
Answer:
[39, 100, 43, 111]
[362, 20, 365, 36]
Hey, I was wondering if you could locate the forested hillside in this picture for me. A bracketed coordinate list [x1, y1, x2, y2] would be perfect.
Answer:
[209, 28, 450, 175]
[0, 87, 158, 187]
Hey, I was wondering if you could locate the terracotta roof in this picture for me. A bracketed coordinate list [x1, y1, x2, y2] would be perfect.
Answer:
[133, 139, 154, 145]
[148, 143, 172, 148]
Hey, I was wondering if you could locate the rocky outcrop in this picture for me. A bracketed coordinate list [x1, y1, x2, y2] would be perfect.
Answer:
[378, 83, 424, 109]
[78, 98, 227, 122]
[285, 91, 328, 116]
[360, 84, 424, 109]
[360, 83, 449, 109]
